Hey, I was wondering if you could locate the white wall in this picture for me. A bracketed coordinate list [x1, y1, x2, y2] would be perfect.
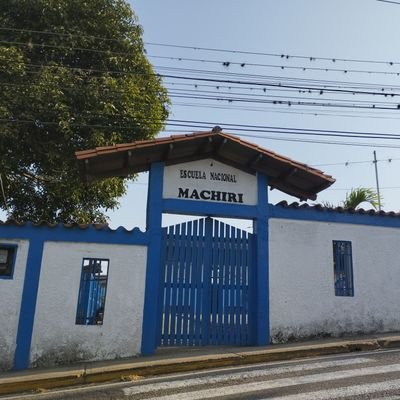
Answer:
[30, 242, 147, 367]
[0, 240, 29, 371]
[269, 218, 400, 342]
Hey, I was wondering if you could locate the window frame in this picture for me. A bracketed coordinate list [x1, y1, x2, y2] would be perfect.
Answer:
[0, 244, 18, 280]
[332, 240, 354, 297]
[75, 257, 110, 326]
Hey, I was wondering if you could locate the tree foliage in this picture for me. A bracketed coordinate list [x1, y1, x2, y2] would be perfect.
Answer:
[321, 187, 381, 210]
[342, 187, 380, 210]
[0, 0, 169, 223]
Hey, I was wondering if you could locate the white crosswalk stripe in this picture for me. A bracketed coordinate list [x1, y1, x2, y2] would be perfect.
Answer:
[121, 353, 400, 400]
[264, 380, 400, 400]
[140, 363, 400, 400]
[123, 357, 372, 396]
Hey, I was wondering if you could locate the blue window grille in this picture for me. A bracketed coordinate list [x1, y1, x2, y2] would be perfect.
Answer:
[333, 241, 354, 297]
[0, 244, 17, 279]
[76, 258, 109, 325]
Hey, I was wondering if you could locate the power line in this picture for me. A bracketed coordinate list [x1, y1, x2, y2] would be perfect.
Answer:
[377, 0, 400, 4]
[6, 56, 400, 95]
[149, 54, 400, 77]
[145, 42, 400, 67]
[3, 26, 400, 67]
[312, 157, 400, 167]
[4, 37, 400, 77]
[173, 102, 400, 120]
[4, 117, 400, 142]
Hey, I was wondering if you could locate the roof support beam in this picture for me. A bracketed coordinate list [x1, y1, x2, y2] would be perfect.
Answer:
[278, 167, 298, 182]
[124, 150, 133, 168]
[196, 136, 214, 157]
[249, 154, 263, 169]
[162, 143, 174, 161]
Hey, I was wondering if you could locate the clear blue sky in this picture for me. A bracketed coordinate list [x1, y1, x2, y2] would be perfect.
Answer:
[106, 0, 400, 229]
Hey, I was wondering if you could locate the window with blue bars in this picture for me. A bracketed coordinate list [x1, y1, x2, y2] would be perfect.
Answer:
[76, 258, 109, 325]
[0, 244, 17, 279]
[333, 241, 354, 297]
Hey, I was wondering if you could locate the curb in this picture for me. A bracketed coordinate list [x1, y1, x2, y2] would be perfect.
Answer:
[0, 337, 398, 396]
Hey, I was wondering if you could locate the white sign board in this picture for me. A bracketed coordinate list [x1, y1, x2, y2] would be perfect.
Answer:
[163, 159, 258, 206]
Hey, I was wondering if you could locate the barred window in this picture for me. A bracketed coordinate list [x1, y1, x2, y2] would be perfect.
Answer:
[76, 258, 109, 325]
[333, 241, 354, 297]
[0, 244, 17, 279]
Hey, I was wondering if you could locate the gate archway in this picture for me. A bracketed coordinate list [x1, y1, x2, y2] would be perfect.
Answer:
[76, 129, 335, 355]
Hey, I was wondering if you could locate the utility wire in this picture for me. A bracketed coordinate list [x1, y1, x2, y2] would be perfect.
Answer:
[4, 37, 400, 77]
[3, 117, 400, 142]
[7, 57, 400, 94]
[145, 42, 400, 66]
[377, 0, 400, 4]
[2, 26, 400, 67]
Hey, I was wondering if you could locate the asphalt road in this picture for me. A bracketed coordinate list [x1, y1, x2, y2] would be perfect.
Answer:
[4, 348, 400, 399]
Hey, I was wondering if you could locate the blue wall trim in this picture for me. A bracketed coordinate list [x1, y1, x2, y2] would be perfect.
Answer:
[14, 237, 44, 370]
[254, 173, 269, 346]
[0, 224, 148, 245]
[268, 204, 400, 228]
[162, 198, 258, 219]
[141, 162, 164, 355]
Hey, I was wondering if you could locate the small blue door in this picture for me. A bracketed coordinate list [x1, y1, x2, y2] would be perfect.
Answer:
[157, 217, 255, 346]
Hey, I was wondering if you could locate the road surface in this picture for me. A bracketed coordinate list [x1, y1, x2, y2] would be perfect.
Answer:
[4, 348, 400, 399]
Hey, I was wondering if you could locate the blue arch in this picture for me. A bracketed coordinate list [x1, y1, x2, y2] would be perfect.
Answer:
[141, 162, 269, 354]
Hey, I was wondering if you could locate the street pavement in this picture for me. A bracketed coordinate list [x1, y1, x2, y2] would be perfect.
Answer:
[4, 348, 400, 399]
[2, 332, 400, 398]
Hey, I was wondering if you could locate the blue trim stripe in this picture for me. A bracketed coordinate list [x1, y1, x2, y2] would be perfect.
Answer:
[141, 162, 164, 355]
[254, 173, 269, 346]
[0, 223, 148, 245]
[14, 238, 45, 370]
[163, 198, 258, 219]
[268, 204, 400, 228]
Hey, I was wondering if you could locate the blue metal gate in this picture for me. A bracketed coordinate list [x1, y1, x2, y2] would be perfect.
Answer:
[158, 217, 255, 346]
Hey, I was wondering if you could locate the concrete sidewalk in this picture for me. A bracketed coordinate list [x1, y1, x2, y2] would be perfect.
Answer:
[2, 333, 400, 396]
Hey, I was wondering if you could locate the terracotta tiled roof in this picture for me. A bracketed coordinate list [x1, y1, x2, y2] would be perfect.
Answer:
[0, 219, 144, 233]
[274, 200, 400, 217]
[76, 130, 335, 201]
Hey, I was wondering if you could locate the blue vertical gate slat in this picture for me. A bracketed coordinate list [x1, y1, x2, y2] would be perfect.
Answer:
[240, 233, 247, 345]
[164, 226, 172, 345]
[211, 219, 220, 345]
[195, 219, 204, 345]
[157, 227, 168, 345]
[216, 220, 225, 344]
[236, 230, 246, 345]
[244, 235, 250, 345]
[176, 222, 187, 345]
[188, 220, 198, 346]
[203, 218, 213, 345]
[169, 224, 181, 345]
[248, 233, 256, 344]
[229, 226, 236, 345]
[182, 221, 192, 345]
[234, 227, 241, 346]
[221, 222, 229, 344]
[214, 220, 221, 344]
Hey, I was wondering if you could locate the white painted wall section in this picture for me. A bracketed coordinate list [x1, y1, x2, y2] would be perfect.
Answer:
[269, 218, 400, 342]
[0, 239, 29, 370]
[30, 242, 147, 367]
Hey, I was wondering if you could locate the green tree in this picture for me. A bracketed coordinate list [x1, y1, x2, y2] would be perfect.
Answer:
[342, 187, 380, 210]
[0, 0, 169, 223]
[321, 187, 381, 210]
